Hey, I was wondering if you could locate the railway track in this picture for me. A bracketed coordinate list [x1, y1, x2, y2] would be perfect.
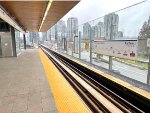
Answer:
[40, 45, 150, 113]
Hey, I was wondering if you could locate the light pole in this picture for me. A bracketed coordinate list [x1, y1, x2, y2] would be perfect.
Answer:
[72, 33, 74, 57]
[79, 31, 81, 59]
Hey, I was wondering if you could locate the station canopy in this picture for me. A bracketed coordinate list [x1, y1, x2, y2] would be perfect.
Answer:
[0, 0, 80, 32]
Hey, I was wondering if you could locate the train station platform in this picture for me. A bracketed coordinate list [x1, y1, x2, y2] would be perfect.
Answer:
[0, 49, 58, 113]
[0, 49, 90, 113]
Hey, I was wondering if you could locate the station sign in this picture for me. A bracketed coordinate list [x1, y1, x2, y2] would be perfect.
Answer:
[93, 40, 137, 60]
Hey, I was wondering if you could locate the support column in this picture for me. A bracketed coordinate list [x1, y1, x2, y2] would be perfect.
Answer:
[11, 26, 17, 57]
[23, 34, 26, 49]
[109, 57, 112, 70]
[0, 37, 2, 56]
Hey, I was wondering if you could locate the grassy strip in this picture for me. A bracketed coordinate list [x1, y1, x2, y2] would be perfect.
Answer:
[115, 58, 148, 70]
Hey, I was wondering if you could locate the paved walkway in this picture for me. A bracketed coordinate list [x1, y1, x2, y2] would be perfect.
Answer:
[0, 49, 58, 113]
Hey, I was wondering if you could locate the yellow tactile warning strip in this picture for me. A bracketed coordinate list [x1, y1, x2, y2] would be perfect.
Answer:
[59, 52, 150, 100]
[38, 49, 90, 113]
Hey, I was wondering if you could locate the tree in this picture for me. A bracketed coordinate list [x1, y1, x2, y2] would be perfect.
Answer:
[139, 16, 150, 39]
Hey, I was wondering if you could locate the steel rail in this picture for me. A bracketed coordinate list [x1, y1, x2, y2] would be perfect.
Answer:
[50, 49, 144, 113]
[41, 47, 123, 113]
[50, 50, 141, 113]
[40, 45, 150, 112]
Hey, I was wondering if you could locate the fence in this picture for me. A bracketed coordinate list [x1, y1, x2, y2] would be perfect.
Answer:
[44, 0, 150, 85]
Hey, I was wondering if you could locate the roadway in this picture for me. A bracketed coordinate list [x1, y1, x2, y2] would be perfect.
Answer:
[71, 51, 148, 84]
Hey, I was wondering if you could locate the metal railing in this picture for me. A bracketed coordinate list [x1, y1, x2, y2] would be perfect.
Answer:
[44, 0, 150, 85]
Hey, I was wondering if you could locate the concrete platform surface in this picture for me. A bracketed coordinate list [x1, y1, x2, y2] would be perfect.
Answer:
[0, 49, 58, 113]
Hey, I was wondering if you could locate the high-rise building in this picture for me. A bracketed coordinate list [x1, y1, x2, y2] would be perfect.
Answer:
[91, 26, 98, 38]
[29, 32, 39, 44]
[117, 31, 123, 39]
[46, 29, 51, 41]
[50, 25, 57, 41]
[104, 13, 119, 40]
[42, 32, 47, 41]
[57, 20, 66, 33]
[97, 22, 104, 37]
[83, 22, 91, 39]
[90, 22, 104, 39]
[67, 17, 78, 41]
[48, 20, 66, 41]
[56, 20, 66, 40]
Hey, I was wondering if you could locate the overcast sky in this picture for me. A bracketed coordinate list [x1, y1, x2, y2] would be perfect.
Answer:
[61, 0, 150, 37]
[62, 0, 146, 24]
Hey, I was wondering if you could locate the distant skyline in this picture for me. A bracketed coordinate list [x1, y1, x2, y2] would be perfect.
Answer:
[42, 0, 150, 38]
[60, 0, 149, 37]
